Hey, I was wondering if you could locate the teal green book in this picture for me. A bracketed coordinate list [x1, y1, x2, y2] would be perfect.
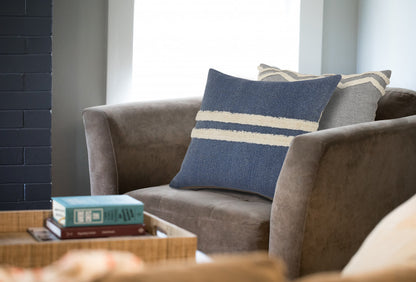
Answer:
[52, 195, 144, 227]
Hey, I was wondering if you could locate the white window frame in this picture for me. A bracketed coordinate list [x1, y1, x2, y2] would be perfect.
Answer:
[106, 0, 329, 105]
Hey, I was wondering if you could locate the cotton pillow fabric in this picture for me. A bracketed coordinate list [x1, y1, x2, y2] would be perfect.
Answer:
[258, 64, 391, 130]
[342, 193, 416, 276]
[170, 69, 341, 199]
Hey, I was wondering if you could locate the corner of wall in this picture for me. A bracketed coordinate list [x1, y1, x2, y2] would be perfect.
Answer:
[321, 0, 359, 74]
[106, 0, 135, 105]
[299, 0, 360, 75]
[298, 0, 324, 75]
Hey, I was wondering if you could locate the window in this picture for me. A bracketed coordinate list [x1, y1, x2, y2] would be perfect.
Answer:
[132, 0, 300, 101]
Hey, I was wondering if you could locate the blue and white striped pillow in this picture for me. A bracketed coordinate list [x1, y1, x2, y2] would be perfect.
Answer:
[170, 69, 341, 199]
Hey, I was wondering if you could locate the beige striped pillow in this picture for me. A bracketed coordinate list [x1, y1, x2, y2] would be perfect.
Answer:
[258, 64, 391, 130]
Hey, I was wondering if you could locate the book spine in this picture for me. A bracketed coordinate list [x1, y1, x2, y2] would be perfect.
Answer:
[45, 219, 146, 239]
[52, 200, 66, 225]
[54, 203, 144, 227]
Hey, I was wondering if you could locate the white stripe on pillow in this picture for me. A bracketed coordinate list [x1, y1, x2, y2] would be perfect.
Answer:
[195, 111, 318, 132]
[258, 68, 391, 96]
[191, 128, 294, 147]
[338, 77, 386, 94]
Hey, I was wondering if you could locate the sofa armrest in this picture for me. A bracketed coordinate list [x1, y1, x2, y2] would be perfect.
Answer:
[82, 98, 201, 195]
[102, 252, 286, 282]
[270, 115, 416, 278]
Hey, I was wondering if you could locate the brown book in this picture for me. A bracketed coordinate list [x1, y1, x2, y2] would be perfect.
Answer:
[45, 217, 146, 239]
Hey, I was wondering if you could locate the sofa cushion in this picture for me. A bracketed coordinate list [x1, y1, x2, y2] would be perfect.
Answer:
[376, 87, 416, 120]
[126, 185, 272, 254]
[258, 64, 391, 130]
[342, 193, 416, 276]
[170, 69, 340, 199]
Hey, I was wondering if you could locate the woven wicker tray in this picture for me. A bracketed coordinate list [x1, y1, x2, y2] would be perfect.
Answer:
[0, 210, 197, 268]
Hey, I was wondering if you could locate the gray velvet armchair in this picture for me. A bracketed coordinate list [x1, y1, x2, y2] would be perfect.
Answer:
[82, 88, 416, 279]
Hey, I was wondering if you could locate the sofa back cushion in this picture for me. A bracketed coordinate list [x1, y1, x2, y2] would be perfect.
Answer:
[376, 87, 416, 120]
[258, 64, 391, 130]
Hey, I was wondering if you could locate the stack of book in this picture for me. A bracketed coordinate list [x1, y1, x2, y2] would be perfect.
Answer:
[45, 195, 146, 240]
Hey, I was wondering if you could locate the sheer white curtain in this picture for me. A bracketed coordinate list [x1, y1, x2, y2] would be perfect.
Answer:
[132, 0, 300, 101]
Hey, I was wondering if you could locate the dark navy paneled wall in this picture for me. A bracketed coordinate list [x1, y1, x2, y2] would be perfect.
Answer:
[0, 0, 52, 210]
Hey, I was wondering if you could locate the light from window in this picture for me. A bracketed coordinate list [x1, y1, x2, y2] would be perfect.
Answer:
[132, 0, 300, 101]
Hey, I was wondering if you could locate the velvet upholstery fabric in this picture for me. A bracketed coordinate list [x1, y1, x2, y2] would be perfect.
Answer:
[83, 98, 201, 195]
[83, 88, 416, 279]
[376, 88, 416, 120]
[270, 115, 416, 278]
[127, 185, 271, 254]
